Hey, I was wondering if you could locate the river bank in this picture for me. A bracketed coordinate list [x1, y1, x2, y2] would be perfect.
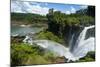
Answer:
[11, 21, 48, 28]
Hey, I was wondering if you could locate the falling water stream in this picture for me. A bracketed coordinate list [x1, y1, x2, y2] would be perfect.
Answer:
[23, 25, 95, 62]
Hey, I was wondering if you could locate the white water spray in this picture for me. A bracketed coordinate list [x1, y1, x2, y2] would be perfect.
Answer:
[23, 25, 95, 62]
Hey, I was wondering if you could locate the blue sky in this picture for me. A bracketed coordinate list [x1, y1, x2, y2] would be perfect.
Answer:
[11, 0, 88, 15]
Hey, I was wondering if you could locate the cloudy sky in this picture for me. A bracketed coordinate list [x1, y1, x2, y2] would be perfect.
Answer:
[11, 0, 88, 15]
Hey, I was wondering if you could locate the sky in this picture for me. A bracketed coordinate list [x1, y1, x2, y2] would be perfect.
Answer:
[11, 0, 88, 15]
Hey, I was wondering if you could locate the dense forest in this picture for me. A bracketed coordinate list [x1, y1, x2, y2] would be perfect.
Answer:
[11, 6, 95, 66]
[11, 13, 47, 25]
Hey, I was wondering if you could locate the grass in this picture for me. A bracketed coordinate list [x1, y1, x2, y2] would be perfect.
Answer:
[36, 31, 64, 44]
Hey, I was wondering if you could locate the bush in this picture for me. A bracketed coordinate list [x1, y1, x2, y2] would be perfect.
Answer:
[11, 43, 41, 66]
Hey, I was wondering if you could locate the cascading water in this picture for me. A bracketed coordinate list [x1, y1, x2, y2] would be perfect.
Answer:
[23, 25, 95, 62]
[71, 25, 95, 59]
[73, 25, 95, 49]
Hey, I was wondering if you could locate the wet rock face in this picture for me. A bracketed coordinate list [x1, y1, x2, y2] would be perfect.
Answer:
[85, 28, 95, 40]
[63, 25, 82, 47]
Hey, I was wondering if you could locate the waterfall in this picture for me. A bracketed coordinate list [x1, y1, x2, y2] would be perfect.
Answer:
[71, 25, 95, 59]
[23, 25, 95, 62]
[69, 34, 75, 52]
[74, 25, 95, 49]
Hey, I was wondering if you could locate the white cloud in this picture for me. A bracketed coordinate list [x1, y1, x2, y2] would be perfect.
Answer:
[80, 5, 88, 9]
[70, 6, 76, 13]
[65, 6, 76, 14]
[66, 11, 71, 14]
[31, 5, 49, 15]
[11, 1, 49, 15]
[11, 1, 25, 13]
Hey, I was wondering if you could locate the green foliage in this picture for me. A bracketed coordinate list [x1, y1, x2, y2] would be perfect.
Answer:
[65, 17, 80, 26]
[78, 15, 95, 25]
[22, 54, 50, 65]
[11, 13, 47, 24]
[36, 31, 64, 44]
[11, 43, 42, 65]
[11, 43, 58, 66]
[43, 51, 57, 60]
[47, 9, 94, 26]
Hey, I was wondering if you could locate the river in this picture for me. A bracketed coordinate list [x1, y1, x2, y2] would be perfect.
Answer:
[11, 25, 43, 36]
